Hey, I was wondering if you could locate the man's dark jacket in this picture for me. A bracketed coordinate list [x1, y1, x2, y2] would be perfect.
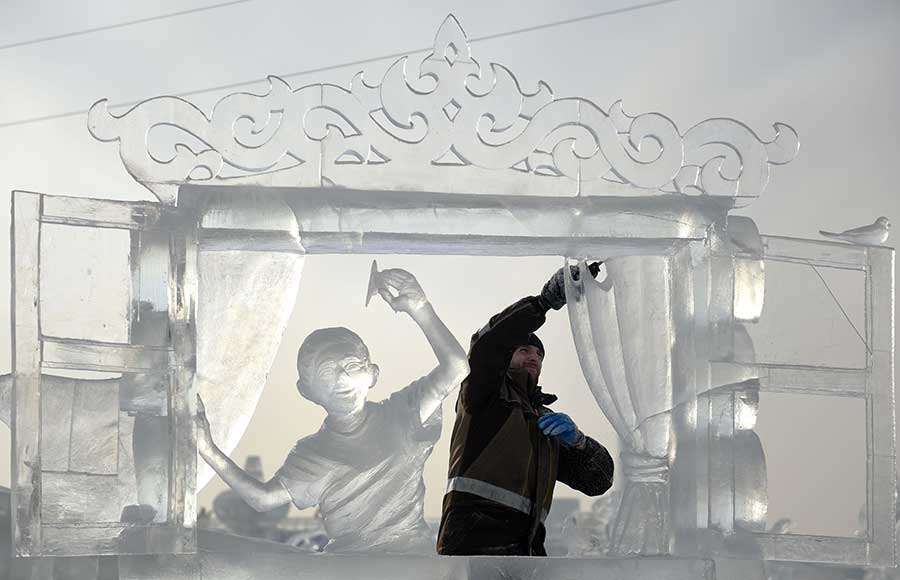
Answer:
[436, 296, 614, 556]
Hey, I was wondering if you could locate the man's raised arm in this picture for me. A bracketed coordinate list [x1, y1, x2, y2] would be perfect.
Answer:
[462, 262, 602, 409]
[462, 296, 549, 408]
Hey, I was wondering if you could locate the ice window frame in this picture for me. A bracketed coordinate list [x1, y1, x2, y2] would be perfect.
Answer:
[10, 187, 896, 568]
[709, 236, 896, 566]
[10, 191, 197, 557]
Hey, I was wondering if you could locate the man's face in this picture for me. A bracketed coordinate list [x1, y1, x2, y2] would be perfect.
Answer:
[299, 347, 379, 416]
[509, 344, 544, 381]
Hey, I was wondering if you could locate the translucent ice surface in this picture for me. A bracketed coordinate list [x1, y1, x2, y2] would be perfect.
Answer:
[6, 8, 896, 578]
[194, 192, 305, 491]
[195, 266, 467, 554]
[566, 257, 672, 556]
[564, 222, 896, 567]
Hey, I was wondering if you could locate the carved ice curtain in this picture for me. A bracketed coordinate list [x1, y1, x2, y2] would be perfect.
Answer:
[566, 256, 674, 555]
[192, 191, 305, 490]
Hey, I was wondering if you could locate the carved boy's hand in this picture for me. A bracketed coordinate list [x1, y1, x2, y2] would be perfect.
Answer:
[196, 395, 215, 456]
[375, 268, 429, 314]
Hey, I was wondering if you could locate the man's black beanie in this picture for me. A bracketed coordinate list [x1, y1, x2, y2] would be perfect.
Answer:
[527, 333, 545, 358]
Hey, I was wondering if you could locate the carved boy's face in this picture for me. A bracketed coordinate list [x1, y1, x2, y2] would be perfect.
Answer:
[509, 344, 544, 382]
[298, 338, 379, 416]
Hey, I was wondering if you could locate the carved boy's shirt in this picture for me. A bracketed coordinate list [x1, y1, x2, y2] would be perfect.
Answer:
[276, 378, 441, 553]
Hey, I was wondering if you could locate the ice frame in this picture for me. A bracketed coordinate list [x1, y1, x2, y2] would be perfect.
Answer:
[8, 11, 896, 577]
[11, 194, 198, 557]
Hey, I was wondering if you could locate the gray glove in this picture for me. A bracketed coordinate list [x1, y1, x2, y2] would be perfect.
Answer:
[540, 262, 602, 310]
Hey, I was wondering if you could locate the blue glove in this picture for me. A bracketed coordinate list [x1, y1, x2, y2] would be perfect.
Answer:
[537, 412, 583, 445]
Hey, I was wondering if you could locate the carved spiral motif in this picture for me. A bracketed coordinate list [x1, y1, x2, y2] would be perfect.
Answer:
[88, 14, 798, 204]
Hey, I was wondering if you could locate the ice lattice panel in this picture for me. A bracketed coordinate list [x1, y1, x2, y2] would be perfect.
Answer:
[88, 16, 798, 204]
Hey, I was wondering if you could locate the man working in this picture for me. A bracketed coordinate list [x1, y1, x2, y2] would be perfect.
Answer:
[436, 264, 614, 556]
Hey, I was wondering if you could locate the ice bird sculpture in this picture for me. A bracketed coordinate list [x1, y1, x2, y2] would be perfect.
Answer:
[819, 217, 891, 246]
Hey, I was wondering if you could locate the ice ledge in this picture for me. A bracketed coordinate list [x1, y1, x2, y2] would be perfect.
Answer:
[179, 185, 732, 258]
[118, 549, 717, 580]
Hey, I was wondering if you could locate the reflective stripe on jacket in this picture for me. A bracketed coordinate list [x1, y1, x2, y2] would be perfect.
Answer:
[437, 296, 614, 555]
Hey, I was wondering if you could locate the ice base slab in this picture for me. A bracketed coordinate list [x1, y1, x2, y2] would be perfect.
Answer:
[117, 552, 715, 580]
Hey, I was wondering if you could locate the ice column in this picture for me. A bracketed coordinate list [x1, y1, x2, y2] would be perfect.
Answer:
[705, 217, 769, 538]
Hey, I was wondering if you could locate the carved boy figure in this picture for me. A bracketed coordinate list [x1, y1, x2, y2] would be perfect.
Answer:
[197, 268, 468, 553]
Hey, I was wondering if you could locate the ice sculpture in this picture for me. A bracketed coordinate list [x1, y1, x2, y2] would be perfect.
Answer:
[193, 191, 304, 491]
[0, 376, 9, 427]
[196, 267, 467, 553]
[10, 192, 199, 557]
[210, 456, 290, 540]
[6, 8, 895, 580]
[86, 15, 798, 204]
[566, 256, 673, 555]
[77, 11, 800, 543]
[564, 215, 895, 566]
[819, 217, 891, 246]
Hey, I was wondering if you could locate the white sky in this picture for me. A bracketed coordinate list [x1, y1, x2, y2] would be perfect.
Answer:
[0, 0, 898, 539]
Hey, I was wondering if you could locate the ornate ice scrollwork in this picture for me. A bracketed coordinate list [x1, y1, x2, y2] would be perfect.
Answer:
[88, 14, 798, 204]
